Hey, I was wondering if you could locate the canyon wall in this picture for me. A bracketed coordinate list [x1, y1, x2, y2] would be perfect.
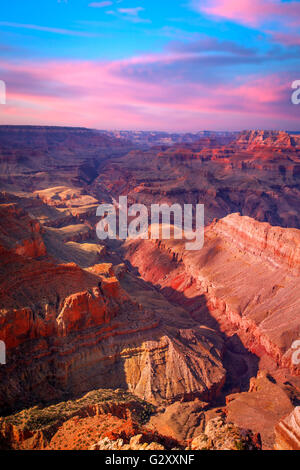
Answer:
[123, 213, 300, 376]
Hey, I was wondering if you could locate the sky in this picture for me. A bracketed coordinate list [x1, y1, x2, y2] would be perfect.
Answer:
[0, 0, 299, 131]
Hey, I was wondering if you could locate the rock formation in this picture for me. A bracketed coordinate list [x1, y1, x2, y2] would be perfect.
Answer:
[274, 407, 300, 450]
[225, 372, 293, 449]
[188, 416, 261, 450]
[0, 388, 156, 450]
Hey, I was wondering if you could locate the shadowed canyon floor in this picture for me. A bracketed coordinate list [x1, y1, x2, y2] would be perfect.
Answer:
[0, 126, 299, 450]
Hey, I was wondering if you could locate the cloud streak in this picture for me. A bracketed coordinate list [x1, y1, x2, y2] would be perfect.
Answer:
[89, 1, 113, 7]
[0, 21, 98, 37]
[118, 7, 145, 16]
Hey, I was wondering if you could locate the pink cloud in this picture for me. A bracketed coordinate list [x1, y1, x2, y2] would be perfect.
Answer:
[0, 56, 298, 131]
[192, 0, 300, 28]
[271, 32, 300, 46]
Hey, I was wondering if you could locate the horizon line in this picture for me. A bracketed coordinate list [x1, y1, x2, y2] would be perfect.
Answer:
[0, 124, 299, 134]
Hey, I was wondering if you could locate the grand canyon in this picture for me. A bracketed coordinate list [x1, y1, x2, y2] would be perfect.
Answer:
[0, 125, 299, 451]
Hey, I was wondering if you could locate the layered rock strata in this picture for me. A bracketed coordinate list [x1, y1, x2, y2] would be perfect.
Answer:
[123, 213, 300, 375]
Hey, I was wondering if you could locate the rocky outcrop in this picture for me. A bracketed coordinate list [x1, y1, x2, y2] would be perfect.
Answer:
[0, 250, 119, 348]
[188, 416, 261, 450]
[236, 130, 300, 150]
[275, 407, 300, 450]
[213, 213, 300, 273]
[92, 416, 262, 451]
[90, 435, 166, 451]
[0, 388, 156, 450]
[0, 203, 46, 258]
[225, 372, 293, 449]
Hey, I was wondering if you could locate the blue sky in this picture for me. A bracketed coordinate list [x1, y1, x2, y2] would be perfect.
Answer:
[0, 1, 273, 59]
[0, 0, 299, 130]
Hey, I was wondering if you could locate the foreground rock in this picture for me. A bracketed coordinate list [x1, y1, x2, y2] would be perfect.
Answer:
[90, 415, 262, 451]
[226, 372, 293, 449]
[148, 400, 209, 441]
[275, 407, 300, 450]
[0, 389, 155, 450]
[188, 416, 261, 451]
[91, 435, 167, 451]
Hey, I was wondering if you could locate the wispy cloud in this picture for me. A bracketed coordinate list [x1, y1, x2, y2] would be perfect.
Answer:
[116, 7, 150, 23]
[118, 7, 144, 16]
[89, 1, 113, 7]
[0, 21, 98, 37]
[271, 32, 300, 46]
